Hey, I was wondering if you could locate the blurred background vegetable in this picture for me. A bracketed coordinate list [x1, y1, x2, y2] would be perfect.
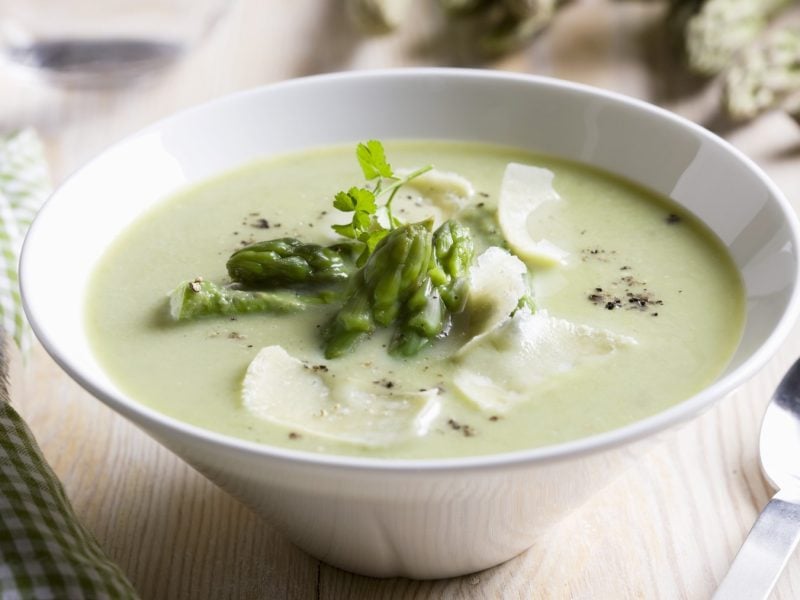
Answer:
[346, 0, 800, 125]
[684, 0, 793, 75]
[724, 24, 800, 122]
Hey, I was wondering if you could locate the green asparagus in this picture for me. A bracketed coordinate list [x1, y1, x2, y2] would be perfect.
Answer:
[366, 220, 434, 325]
[685, 0, 793, 75]
[390, 220, 474, 357]
[725, 25, 800, 120]
[169, 278, 312, 320]
[456, 203, 506, 251]
[324, 220, 434, 358]
[322, 279, 376, 359]
[390, 278, 448, 356]
[227, 238, 351, 287]
[430, 219, 474, 312]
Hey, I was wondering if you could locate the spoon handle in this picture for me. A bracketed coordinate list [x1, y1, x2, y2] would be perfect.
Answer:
[713, 488, 800, 600]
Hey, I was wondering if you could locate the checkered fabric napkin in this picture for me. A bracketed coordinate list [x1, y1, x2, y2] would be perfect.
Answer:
[0, 129, 51, 355]
[0, 131, 139, 599]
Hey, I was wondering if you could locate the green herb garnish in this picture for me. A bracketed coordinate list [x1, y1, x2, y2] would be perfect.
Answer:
[332, 140, 432, 266]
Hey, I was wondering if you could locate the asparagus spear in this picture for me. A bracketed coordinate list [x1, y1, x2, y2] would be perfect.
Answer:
[685, 0, 793, 75]
[429, 219, 473, 313]
[456, 203, 506, 251]
[227, 238, 351, 287]
[322, 281, 376, 359]
[391, 220, 474, 357]
[169, 278, 312, 320]
[324, 220, 434, 358]
[366, 220, 434, 326]
[390, 277, 449, 357]
[725, 25, 800, 121]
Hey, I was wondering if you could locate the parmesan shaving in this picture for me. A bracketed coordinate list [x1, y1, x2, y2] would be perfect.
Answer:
[242, 346, 440, 446]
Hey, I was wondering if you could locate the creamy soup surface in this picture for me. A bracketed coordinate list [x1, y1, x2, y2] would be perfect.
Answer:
[85, 142, 745, 459]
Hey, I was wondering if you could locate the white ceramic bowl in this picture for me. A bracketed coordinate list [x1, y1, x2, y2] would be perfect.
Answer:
[20, 69, 800, 579]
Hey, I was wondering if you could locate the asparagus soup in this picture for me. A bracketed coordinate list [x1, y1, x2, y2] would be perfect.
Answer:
[85, 141, 745, 459]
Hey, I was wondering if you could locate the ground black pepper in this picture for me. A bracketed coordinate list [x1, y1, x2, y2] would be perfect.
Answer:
[588, 265, 664, 315]
[447, 418, 477, 437]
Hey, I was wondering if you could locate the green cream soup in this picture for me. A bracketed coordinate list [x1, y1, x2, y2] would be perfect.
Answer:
[85, 142, 745, 459]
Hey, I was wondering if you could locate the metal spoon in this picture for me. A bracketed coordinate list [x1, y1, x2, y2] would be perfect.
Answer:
[713, 358, 800, 599]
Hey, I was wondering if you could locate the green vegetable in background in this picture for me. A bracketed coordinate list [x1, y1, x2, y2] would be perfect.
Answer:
[226, 238, 352, 287]
[348, 0, 800, 126]
[685, 0, 794, 76]
[725, 25, 800, 121]
[348, 0, 569, 56]
[346, 0, 413, 33]
[478, 0, 565, 56]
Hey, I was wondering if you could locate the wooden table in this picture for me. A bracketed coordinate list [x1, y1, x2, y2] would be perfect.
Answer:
[3, 1, 800, 597]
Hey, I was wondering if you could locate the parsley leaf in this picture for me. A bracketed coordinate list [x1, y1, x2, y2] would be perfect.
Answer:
[357, 140, 393, 180]
[332, 140, 432, 265]
[333, 187, 377, 213]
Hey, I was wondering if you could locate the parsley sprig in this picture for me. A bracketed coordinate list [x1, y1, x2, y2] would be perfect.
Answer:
[332, 140, 432, 265]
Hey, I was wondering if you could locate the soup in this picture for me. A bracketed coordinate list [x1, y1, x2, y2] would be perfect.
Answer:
[85, 141, 745, 459]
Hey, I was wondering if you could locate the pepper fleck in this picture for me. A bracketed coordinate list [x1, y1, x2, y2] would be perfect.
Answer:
[666, 213, 682, 224]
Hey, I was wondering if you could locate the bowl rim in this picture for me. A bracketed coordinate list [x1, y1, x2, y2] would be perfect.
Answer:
[21, 67, 800, 475]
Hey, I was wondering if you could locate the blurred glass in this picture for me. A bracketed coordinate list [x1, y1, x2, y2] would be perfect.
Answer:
[0, 0, 231, 86]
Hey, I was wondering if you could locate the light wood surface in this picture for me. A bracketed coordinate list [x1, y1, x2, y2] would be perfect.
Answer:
[3, 1, 800, 598]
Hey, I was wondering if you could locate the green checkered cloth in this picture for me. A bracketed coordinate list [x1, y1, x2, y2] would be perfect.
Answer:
[0, 129, 49, 354]
[0, 131, 139, 599]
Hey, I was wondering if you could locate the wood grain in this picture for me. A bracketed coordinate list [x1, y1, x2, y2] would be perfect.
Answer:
[3, 0, 800, 597]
